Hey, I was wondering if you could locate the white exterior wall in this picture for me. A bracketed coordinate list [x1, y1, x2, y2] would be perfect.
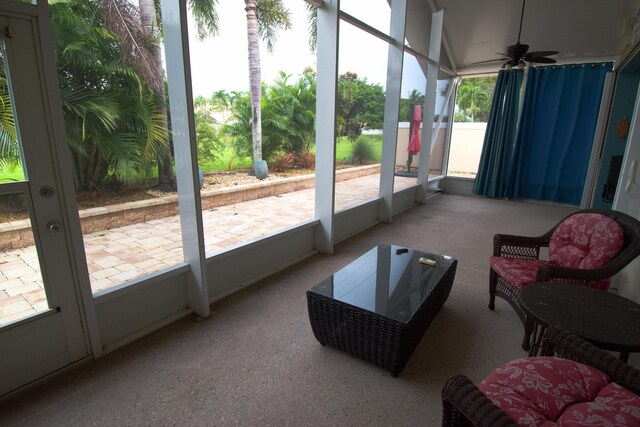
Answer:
[447, 122, 486, 176]
[396, 122, 486, 176]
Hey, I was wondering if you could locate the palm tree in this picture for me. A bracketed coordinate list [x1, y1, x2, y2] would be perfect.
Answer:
[99, 0, 290, 180]
[49, 0, 168, 190]
[244, 0, 291, 178]
[138, 0, 175, 190]
[456, 77, 494, 122]
[245, 0, 262, 174]
[210, 89, 234, 123]
[98, 0, 219, 190]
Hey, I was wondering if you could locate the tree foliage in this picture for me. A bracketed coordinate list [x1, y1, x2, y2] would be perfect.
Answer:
[193, 96, 223, 164]
[98, 0, 221, 190]
[399, 89, 425, 122]
[224, 69, 316, 162]
[50, 0, 168, 190]
[97, 0, 162, 91]
[336, 72, 385, 141]
[305, 3, 317, 53]
[255, 0, 292, 53]
[222, 69, 386, 161]
[455, 76, 496, 123]
[265, 70, 316, 154]
[189, 0, 220, 41]
[0, 64, 18, 171]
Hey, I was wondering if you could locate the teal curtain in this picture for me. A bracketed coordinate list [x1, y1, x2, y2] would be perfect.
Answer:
[508, 63, 612, 205]
[472, 69, 524, 197]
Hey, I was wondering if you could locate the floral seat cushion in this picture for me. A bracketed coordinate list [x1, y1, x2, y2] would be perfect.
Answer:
[479, 357, 640, 426]
[549, 213, 624, 270]
[490, 213, 624, 291]
[490, 257, 550, 290]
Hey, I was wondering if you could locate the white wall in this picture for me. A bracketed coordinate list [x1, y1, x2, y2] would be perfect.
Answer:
[447, 122, 486, 176]
[394, 122, 485, 176]
[395, 122, 447, 170]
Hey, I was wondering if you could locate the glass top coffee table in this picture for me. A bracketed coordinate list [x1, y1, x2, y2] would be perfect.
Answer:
[307, 244, 457, 376]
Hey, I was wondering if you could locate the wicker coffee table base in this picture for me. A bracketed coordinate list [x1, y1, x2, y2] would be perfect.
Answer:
[307, 263, 456, 376]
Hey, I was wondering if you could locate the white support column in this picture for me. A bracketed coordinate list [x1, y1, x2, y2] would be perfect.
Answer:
[417, 9, 443, 192]
[378, 0, 407, 223]
[160, 0, 209, 317]
[314, 0, 340, 254]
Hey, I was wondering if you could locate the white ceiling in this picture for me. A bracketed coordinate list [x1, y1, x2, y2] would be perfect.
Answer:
[409, 0, 638, 75]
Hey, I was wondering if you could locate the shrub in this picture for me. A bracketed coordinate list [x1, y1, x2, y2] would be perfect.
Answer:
[350, 138, 375, 165]
[270, 151, 295, 172]
[195, 113, 223, 165]
[225, 153, 242, 171]
[296, 148, 315, 169]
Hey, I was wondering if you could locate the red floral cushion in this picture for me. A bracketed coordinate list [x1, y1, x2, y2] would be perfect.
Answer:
[479, 357, 640, 426]
[490, 257, 550, 289]
[549, 213, 624, 270]
[490, 256, 612, 291]
[556, 383, 640, 425]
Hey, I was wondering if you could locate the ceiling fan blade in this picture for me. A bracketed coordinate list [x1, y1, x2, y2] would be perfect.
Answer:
[525, 50, 558, 58]
[469, 57, 510, 65]
[526, 57, 557, 64]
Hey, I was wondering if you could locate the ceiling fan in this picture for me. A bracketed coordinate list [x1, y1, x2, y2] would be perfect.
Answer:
[474, 0, 558, 69]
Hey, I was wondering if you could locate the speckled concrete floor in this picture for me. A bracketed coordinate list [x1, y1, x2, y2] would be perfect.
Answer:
[2, 194, 634, 426]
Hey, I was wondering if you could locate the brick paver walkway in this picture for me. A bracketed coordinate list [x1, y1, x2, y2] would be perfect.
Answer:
[0, 174, 417, 325]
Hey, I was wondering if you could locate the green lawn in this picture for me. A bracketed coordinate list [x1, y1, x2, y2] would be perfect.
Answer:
[198, 145, 253, 173]
[336, 134, 382, 164]
[0, 163, 25, 183]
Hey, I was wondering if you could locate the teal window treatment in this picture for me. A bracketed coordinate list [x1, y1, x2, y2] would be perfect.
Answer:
[472, 69, 524, 198]
[508, 63, 612, 205]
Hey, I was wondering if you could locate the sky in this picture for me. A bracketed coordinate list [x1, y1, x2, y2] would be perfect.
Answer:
[186, 0, 402, 97]
[187, 0, 316, 96]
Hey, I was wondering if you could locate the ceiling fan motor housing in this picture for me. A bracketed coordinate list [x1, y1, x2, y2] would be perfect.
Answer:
[507, 43, 529, 61]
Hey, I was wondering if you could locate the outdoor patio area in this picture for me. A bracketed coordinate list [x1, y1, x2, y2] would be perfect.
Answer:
[0, 173, 417, 325]
[5, 192, 617, 425]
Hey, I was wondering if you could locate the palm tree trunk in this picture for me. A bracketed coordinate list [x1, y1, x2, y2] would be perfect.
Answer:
[244, 0, 262, 165]
[139, 0, 176, 190]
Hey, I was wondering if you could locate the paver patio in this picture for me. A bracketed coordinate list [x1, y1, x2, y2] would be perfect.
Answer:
[0, 173, 418, 325]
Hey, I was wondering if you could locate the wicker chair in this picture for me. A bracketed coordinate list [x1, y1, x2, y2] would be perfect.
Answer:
[489, 208, 640, 350]
[441, 326, 640, 426]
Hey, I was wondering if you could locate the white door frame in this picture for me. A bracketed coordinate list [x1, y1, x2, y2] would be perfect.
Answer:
[0, 2, 96, 396]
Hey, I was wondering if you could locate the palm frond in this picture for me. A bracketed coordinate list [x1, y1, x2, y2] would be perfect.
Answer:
[96, 132, 140, 163]
[188, 0, 219, 40]
[137, 98, 169, 163]
[256, 0, 291, 52]
[306, 3, 317, 53]
[97, 0, 163, 91]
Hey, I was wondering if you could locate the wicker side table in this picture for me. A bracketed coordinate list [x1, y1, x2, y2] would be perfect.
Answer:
[519, 282, 640, 361]
[307, 244, 457, 376]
